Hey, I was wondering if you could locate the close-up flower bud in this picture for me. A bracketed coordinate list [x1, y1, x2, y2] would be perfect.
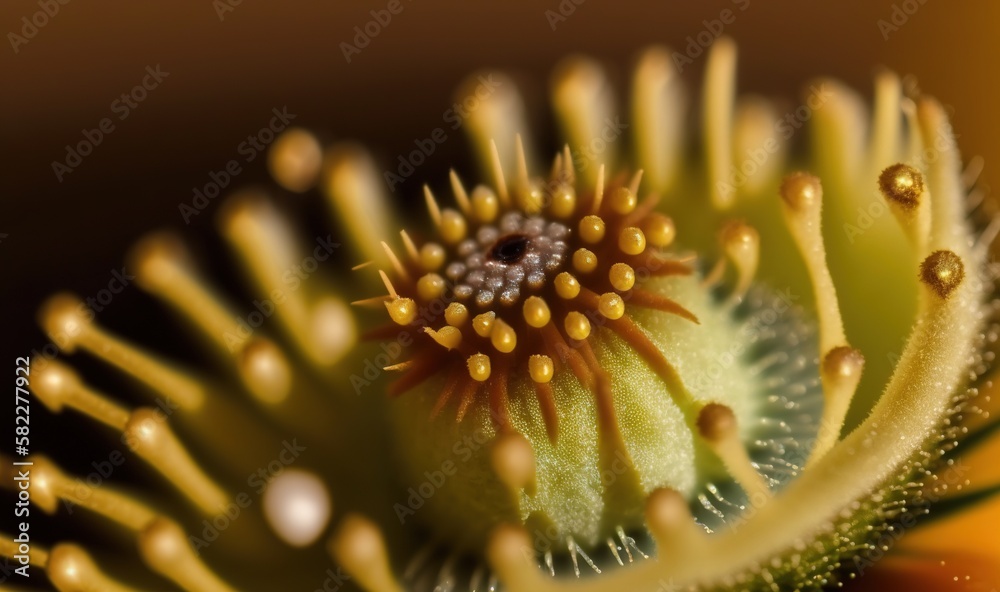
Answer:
[3, 2, 1000, 591]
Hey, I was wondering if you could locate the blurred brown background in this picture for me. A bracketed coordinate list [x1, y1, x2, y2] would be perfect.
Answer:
[0, 0, 997, 587]
[3, 0, 998, 306]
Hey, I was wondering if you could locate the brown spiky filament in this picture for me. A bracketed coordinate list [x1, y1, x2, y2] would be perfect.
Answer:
[365, 142, 699, 443]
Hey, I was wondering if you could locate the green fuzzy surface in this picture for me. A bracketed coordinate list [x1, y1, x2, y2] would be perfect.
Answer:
[387, 274, 766, 550]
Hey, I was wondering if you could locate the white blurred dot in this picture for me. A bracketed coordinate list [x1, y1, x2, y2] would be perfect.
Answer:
[263, 469, 332, 547]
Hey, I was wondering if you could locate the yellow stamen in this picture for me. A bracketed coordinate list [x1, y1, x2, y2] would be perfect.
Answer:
[779, 173, 847, 354]
[424, 326, 463, 351]
[321, 144, 395, 265]
[487, 526, 544, 592]
[268, 127, 322, 193]
[467, 353, 492, 382]
[598, 292, 625, 320]
[139, 517, 238, 592]
[555, 272, 581, 299]
[644, 488, 707, 563]
[220, 195, 345, 365]
[608, 186, 637, 215]
[552, 56, 617, 187]
[920, 249, 965, 299]
[48, 544, 141, 592]
[416, 273, 447, 301]
[40, 294, 204, 411]
[440, 208, 468, 244]
[445, 302, 469, 326]
[124, 408, 229, 515]
[720, 220, 760, 299]
[632, 46, 684, 194]
[129, 232, 242, 354]
[549, 182, 577, 218]
[578, 215, 606, 244]
[329, 514, 404, 592]
[384, 297, 417, 326]
[311, 296, 357, 367]
[573, 248, 598, 274]
[31, 455, 156, 531]
[490, 318, 518, 353]
[1, 536, 46, 568]
[868, 68, 903, 179]
[704, 37, 737, 210]
[491, 432, 537, 498]
[733, 98, 783, 196]
[643, 212, 676, 248]
[618, 227, 647, 256]
[878, 163, 930, 249]
[522, 296, 552, 328]
[528, 355, 554, 384]
[420, 243, 446, 271]
[807, 347, 865, 467]
[237, 338, 293, 405]
[696, 403, 770, 499]
[609, 263, 636, 292]
[470, 186, 500, 223]
[564, 311, 591, 341]
[31, 361, 130, 430]
[455, 71, 528, 180]
[472, 311, 496, 338]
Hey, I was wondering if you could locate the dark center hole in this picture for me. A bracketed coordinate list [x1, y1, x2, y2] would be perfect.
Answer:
[490, 234, 530, 264]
